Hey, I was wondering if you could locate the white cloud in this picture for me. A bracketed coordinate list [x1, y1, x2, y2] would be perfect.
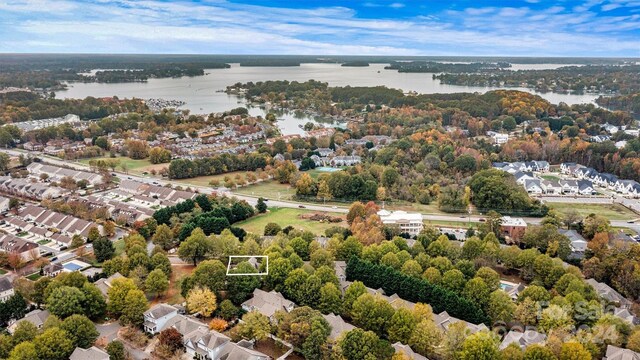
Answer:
[1, 0, 640, 56]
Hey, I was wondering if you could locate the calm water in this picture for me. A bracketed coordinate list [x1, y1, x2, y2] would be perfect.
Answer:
[58, 63, 600, 135]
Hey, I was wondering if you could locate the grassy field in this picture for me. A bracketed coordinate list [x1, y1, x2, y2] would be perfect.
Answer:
[78, 156, 157, 173]
[541, 174, 561, 181]
[236, 207, 345, 235]
[26, 273, 41, 281]
[176, 171, 255, 188]
[423, 219, 475, 228]
[113, 238, 125, 256]
[549, 202, 638, 220]
[233, 181, 295, 200]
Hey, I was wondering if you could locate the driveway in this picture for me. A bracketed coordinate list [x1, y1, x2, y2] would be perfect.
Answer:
[96, 321, 122, 342]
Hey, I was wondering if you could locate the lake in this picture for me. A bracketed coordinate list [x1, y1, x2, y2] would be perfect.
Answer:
[58, 63, 601, 135]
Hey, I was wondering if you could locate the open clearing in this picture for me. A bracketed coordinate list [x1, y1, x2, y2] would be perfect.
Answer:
[549, 202, 638, 220]
[233, 181, 295, 200]
[78, 156, 160, 173]
[165, 264, 195, 305]
[236, 207, 345, 235]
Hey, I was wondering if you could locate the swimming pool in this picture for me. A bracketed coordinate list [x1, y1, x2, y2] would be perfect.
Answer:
[63, 262, 83, 271]
[315, 167, 343, 172]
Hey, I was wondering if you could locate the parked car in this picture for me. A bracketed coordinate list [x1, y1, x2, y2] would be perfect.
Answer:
[298, 205, 306, 208]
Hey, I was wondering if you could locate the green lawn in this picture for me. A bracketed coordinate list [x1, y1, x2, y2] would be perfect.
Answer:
[0, 269, 7, 275]
[541, 174, 561, 181]
[236, 207, 345, 235]
[78, 156, 154, 173]
[233, 181, 295, 200]
[176, 171, 251, 188]
[423, 219, 475, 228]
[113, 238, 125, 256]
[549, 202, 638, 221]
[26, 273, 41, 281]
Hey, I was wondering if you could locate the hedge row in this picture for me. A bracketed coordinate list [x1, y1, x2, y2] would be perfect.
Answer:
[346, 256, 489, 325]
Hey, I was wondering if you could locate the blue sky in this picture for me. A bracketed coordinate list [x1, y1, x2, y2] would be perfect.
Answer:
[0, 0, 639, 56]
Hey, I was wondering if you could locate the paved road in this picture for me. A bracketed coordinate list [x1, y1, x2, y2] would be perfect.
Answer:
[96, 322, 122, 342]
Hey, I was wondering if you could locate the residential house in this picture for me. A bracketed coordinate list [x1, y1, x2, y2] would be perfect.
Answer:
[501, 217, 527, 244]
[94, 272, 124, 298]
[0, 233, 40, 262]
[0, 177, 65, 200]
[594, 173, 619, 189]
[500, 280, 526, 301]
[487, 131, 509, 144]
[334, 261, 347, 282]
[524, 179, 543, 194]
[514, 171, 536, 185]
[559, 230, 588, 256]
[0, 277, 14, 302]
[7, 309, 49, 334]
[610, 307, 639, 325]
[43, 263, 63, 277]
[533, 161, 550, 172]
[434, 311, 488, 334]
[604, 345, 640, 360]
[586, 279, 632, 309]
[499, 329, 546, 350]
[575, 167, 598, 180]
[0, 196, 10, 213]
[146, 304, 270, 360]
[577, 180, 595, 195]
[241, 289, 295, 319]
[559, 180, 579, 194]
[316, 148, 334, 157]
[323, 313, 356, 341]
[69, 346, 109, 360]
[392, 343, 428, 360]
[560, 162, 578, 174]
[330, 156, 361, 167]
[22, 142, 44, 151]
[143, 303, 180, 334]
[26, 163, 103, 186]
[377, 209, 424, 236]
[589, 135, 611, 143]
[616, 180, 640, 195]
[540, 180, 562, 195]
[615, 140, 628, 149]
[603, 123, 620, 134]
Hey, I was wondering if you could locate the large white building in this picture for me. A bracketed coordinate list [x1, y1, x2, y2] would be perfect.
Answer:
[377, 210, 424, 236]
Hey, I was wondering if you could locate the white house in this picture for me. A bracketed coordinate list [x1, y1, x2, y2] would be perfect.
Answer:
[487, 131, 509, 144]
[514, 171, 536, 185]
[0, 277, 14, 302]
[533, 161, 550, 172]
[524, 179, 543, 194]
[559, 180, 579, 194]
[377, 209, 424, 236]
[0, 196, 10, 213]
[143, 303, 179, 334]
[540, 180, 562, 195]
[559, 230, 588, 253]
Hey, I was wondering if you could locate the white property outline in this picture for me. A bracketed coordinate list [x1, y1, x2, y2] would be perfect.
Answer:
[226, 255, 269, 276]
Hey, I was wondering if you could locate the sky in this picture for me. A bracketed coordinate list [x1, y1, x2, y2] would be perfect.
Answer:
[0, 0, 640, 56]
